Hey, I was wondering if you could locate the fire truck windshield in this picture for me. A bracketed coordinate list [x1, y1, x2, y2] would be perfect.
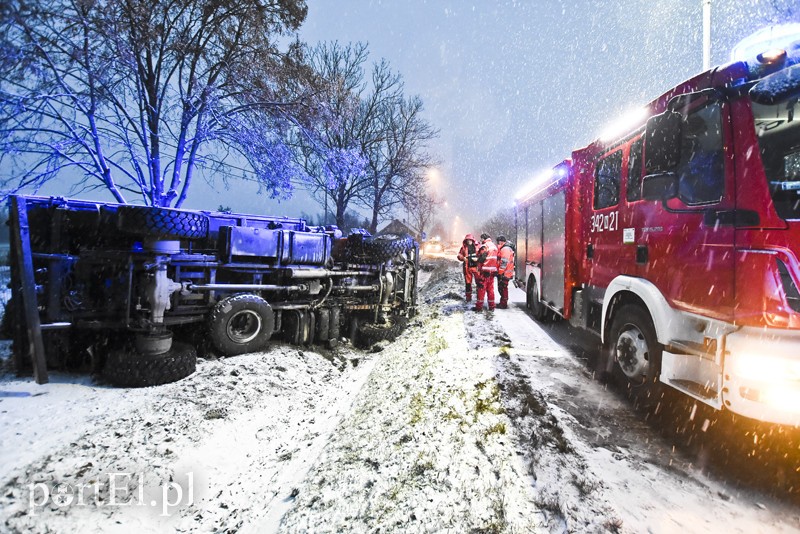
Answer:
[752, 98, 800, 220]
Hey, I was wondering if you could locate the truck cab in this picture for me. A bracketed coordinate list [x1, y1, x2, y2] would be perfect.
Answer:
[516, 28, 800, 425]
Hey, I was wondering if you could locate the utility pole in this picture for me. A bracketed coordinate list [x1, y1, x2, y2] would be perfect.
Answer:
[703, 0, 712, 70]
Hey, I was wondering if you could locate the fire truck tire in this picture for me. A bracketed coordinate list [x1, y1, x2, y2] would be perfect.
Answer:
[117, 205, 209, 240]
[608, 305, 664, 406]
[362, 234, 416, 262]
[103, 342, 196, 387]
[208, 294, 274, 356]
[527, 275, 548, 321]
[356, 316, 408, 347]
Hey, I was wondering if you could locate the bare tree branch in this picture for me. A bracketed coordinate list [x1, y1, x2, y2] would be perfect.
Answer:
[0, 0, 309, 206]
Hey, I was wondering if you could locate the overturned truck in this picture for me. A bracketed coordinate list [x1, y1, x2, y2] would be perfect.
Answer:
[5, 195, 418, 387]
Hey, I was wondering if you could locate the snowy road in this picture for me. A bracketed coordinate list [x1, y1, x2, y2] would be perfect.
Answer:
[1, 257, 799, 532]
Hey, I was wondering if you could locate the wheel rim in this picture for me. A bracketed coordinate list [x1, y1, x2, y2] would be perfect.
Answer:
[614, 324, 650, 381]
[227, 310, 262, 344]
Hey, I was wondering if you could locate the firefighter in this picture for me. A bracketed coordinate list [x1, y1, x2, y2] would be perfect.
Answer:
[474, 233, 498, 312]
[457, 233, 479, 302]
[496, 235, 515, 309]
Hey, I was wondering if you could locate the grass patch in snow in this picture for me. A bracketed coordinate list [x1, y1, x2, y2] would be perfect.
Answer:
[409, 392, 426, 425]
[426, 330, 448, 355]
[572, 473, 600, 496]
[483, 422, 507, 438]
[603, 516, 624, 533]
[473, 380, 505, 419]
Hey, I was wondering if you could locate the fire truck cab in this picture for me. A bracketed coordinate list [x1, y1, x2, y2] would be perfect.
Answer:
[515, 28, 800, 426]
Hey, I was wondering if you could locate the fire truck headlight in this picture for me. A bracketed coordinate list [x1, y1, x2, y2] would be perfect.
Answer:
[731, 353, 800, 383]
[761, 386, 800, 410]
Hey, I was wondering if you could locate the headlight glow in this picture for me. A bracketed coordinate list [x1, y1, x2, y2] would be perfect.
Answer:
[761, 386, 800, 410]
[731, 353, 800, 382]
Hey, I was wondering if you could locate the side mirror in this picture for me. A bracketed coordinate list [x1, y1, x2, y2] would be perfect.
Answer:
[644, 110, 682, 174]
[641, 172, 678, 201]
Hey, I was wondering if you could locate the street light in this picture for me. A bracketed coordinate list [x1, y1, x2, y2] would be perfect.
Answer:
[427, 168, 442, 192]
[703, 0, 711, 71]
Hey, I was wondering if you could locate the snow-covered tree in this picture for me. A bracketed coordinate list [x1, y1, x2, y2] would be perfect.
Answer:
[478, 208, 517, 245]
[295, 41, 437, 231]
[362, 92, 437, 233]
[0, 0, 308, 207]
[404, 177, 444, 240]
[295, 42, 369, 227]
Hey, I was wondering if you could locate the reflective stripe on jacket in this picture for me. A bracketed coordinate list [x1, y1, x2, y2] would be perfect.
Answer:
[497, 243, 515, 279]
[477, 239, 498, 273]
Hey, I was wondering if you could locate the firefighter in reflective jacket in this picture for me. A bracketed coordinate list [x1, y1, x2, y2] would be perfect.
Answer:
[496, 236, 515, 309]
[457, 233, 479, 302]
[474, 233, 498, 312]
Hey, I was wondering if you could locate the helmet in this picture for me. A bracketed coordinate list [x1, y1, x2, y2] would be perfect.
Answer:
[480, 233, 490, 240]
[497, 235, 506, 242]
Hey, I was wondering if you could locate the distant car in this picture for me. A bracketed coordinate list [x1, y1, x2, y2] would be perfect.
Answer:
[423, 238, 444, 255]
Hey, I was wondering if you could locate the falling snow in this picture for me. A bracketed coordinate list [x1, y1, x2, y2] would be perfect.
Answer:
[1, 257, 798, 533]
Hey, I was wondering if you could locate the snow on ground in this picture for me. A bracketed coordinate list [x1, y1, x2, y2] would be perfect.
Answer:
[1, 341, 373, 532]
[1, 256, 799, 533]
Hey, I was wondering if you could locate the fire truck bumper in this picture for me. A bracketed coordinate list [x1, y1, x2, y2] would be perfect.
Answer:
[723, 326, 800, 426]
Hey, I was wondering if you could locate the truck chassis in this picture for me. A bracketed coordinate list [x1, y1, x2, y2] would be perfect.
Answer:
[4, 195, 418, 387]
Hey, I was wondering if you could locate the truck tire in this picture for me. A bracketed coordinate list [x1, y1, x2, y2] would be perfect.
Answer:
[117, 205, 208, 240]
[356, 316, 408, 347]
[208, 294, 274, 356]
[353, 234, 415, 263]
[527, 275, 548, 321]
[103, 342, 196, 387]
[607, 305, 664, 408]
[0, 298, 14, 340]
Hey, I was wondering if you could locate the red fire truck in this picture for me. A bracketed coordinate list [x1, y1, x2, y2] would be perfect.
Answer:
[515, 28, 800, 426]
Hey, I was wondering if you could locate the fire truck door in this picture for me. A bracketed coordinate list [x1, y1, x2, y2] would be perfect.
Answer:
[635, 100, 735, 319]
[586, 148, 638, 289]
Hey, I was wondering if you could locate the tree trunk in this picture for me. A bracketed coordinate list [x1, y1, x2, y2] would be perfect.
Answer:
[369, 211, 378, 234]
[335, 192, 347, 229]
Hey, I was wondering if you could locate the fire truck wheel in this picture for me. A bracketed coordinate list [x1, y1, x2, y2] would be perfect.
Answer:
[356, 316, 408, 347]
[608, 305, 663, 405]
[117, 205, 209, 240]
[103, 342, 197, 387]
[209, 294, 275, 356]
[527, 275, 548, 321]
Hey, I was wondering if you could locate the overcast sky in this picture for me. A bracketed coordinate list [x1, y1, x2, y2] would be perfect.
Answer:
[286, 0, 795, 235]
[175, 0, 800, 236]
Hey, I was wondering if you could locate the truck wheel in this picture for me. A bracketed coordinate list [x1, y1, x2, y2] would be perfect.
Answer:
[527, 275, 548, 321]
[608, 305, 664, 407]
[117, 205, 208, 240]
[103, 342, 196, 387]
[356, 316, 408, 347]
[0, 298, 15, 340]
[362, 234, 416, 262]
[208, 294, 274, 356]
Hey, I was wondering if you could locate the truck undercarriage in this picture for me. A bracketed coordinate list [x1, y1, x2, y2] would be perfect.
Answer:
[4, 196, 419, 387]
